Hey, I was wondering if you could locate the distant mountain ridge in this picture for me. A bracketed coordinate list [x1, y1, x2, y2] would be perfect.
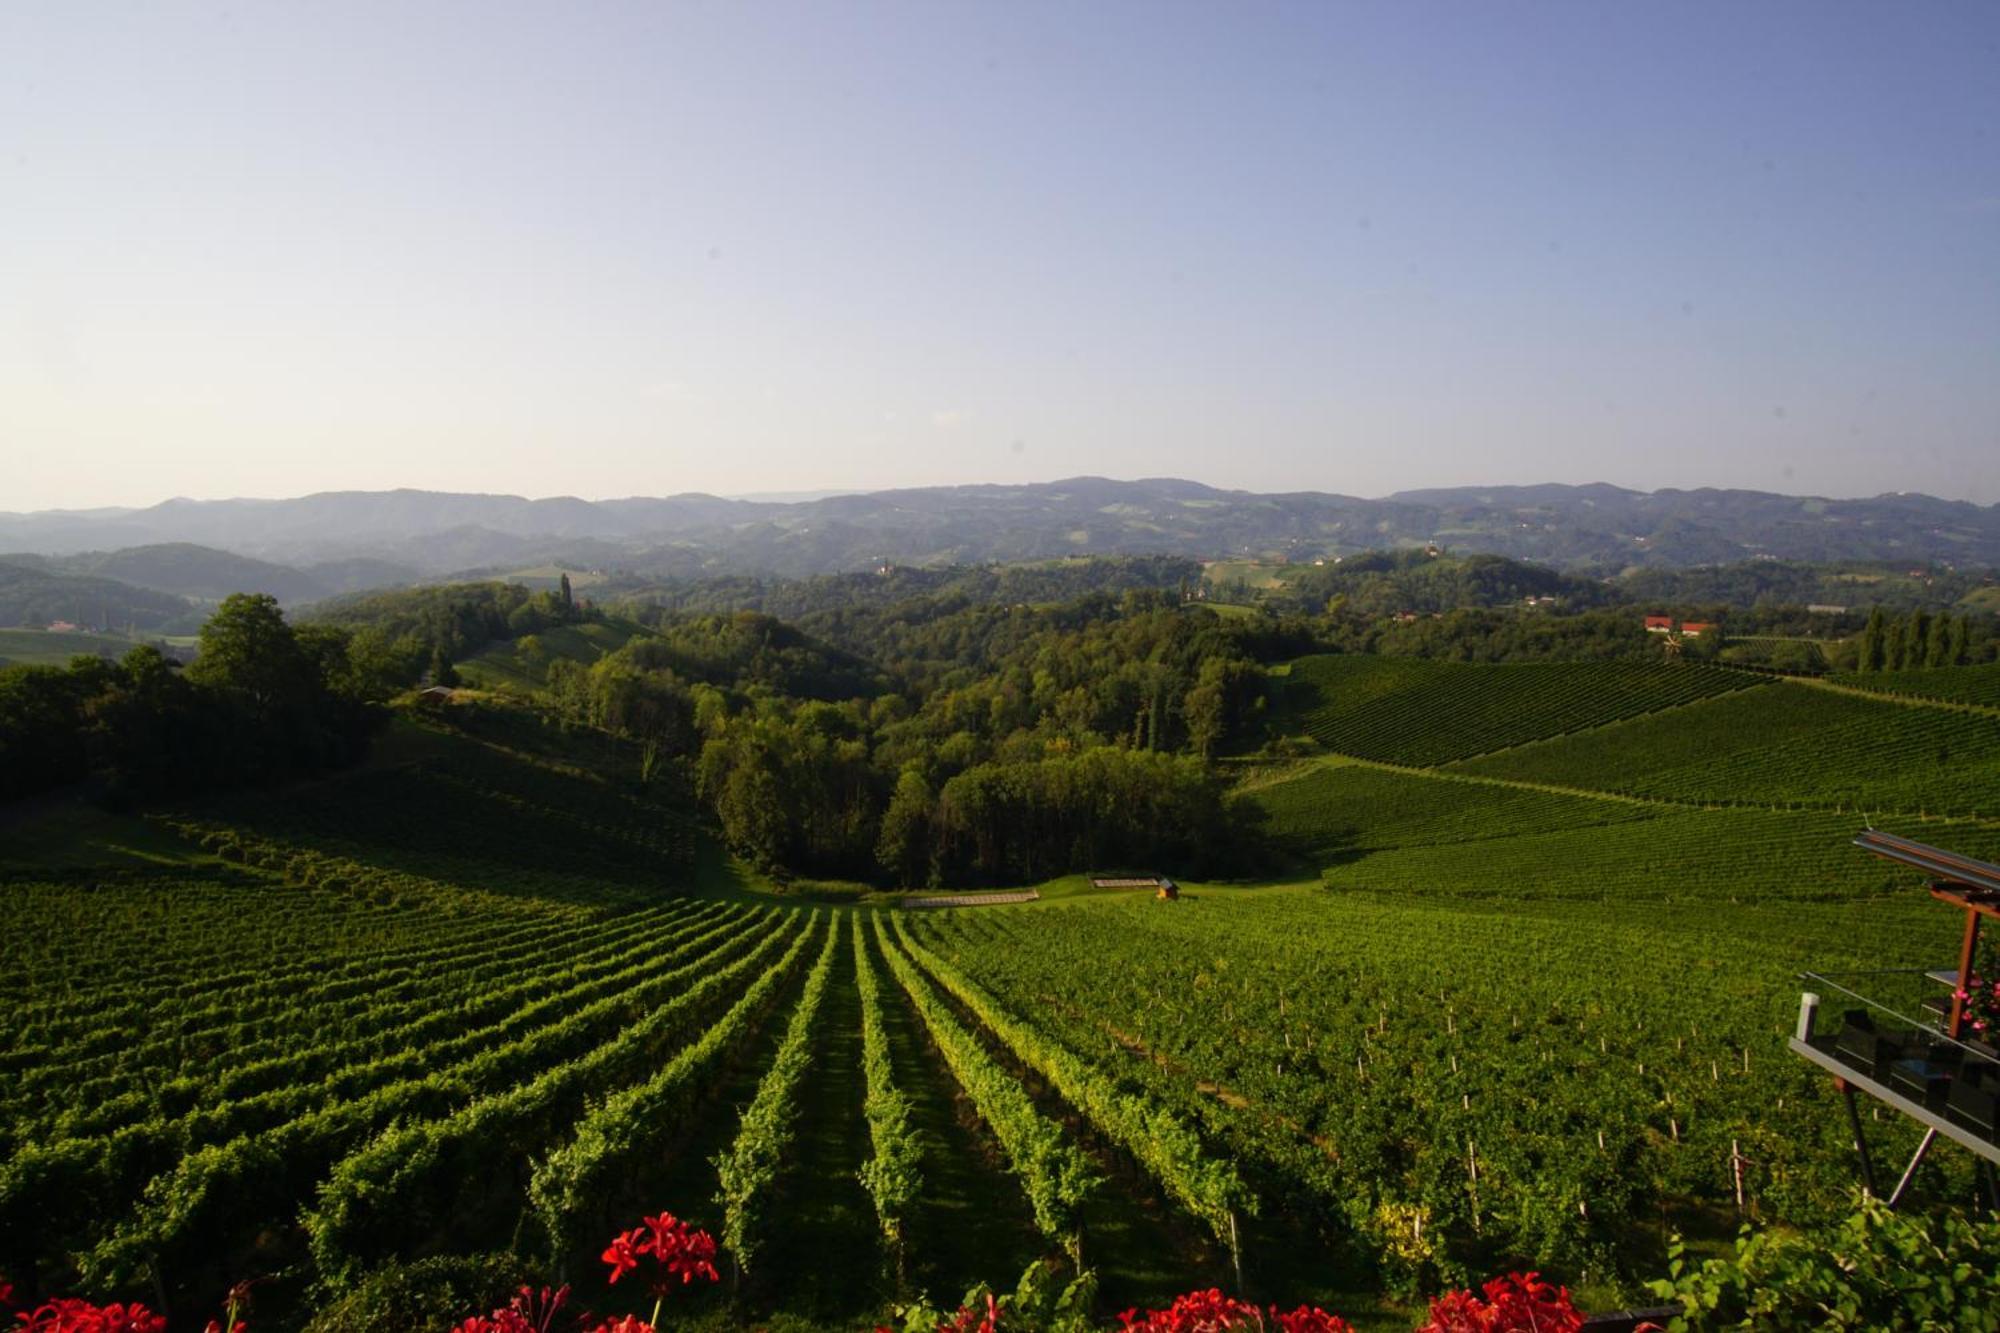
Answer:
[1, 477, 1995, 577]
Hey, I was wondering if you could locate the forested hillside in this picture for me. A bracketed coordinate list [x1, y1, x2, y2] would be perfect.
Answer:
[0, 560, 197, 634]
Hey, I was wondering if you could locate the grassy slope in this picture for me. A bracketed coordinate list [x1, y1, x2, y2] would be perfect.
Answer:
[0, 627, 149, 666]
[455, 618, 654, 692]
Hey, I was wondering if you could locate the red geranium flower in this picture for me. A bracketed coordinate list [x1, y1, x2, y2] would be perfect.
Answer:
[1118, 1288, 1265, 1331]
[581, 1319, 655, 1333]
[602, 1229, 643, 1286]
[636, 1212, 721, 1287]
[1417, 1272, 1581, 1333]
[449, 1284, 570, 1333]
[16, 1299, 169, 1333]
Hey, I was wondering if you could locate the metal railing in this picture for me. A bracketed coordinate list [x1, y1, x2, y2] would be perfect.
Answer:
[1799, 968, 2000, 1071]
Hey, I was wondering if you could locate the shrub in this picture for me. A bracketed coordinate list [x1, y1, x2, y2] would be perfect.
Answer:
[302, 1253, 532, 1333]
[1646, 1196, 2000, 1330]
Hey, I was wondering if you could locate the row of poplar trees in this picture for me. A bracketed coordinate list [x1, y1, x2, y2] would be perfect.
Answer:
[1854, 607, 1976, 672]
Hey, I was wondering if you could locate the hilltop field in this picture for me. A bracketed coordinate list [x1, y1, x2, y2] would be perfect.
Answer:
[6, 624, 2000, 1329]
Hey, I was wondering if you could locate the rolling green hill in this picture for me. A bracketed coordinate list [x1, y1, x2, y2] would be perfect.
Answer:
[1252, 758, 1661, 867]
[1829, 662, 2000, 709]
[1264, 654, 1765, 765]
[0, 561, 195, 634]
[455, 619, 654, 691]
[1451, 680, 2000, 819]
[1312, 801, 2000, 903]
[14, 636, 2000, 1330]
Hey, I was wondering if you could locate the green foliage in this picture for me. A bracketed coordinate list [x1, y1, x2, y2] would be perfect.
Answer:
[1831, 662, 2000, 709]
[1316, 803, 2000, 903]
[1647, 1198, 2000, 1330]
[698, 700, 885, 877]
[873, 914, 1099, 1258]
[894, 917, 1253, 1248]
[79, 907, 780, 1288]
[1, 595, 379, 801]
[1268, 654, 1762, 765]
[930, 748, 1241, 885]
[309, 580, 589, 668]
[1253, 761, 1659, 868]
[615, 556, 1202, 629]
[1456, 681, 2000, 819]
[523, 917, 818, 1263]
[300, 1252, 531, 1333]
[1852, 608, 1980, 674]
[714, 916, 840, 1276]
[909, 886, 1965, 1290]
[887, 1259, 1098, 1333]
[876, 767, 937, 888]
[1272, 550, 1604, 619]
[852, 917, 923, 1283]
[307, 914, 809, 1288]
[616, 610, 885, 699]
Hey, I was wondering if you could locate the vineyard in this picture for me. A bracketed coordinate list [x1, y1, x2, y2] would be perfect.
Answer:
[6, 654, 1999, 1330]
[1449, 679, 2000, 820]
[1829, 661, 2000, 709]
[1252, 761, 1660, 867]
[1265, 655, 1765, 765]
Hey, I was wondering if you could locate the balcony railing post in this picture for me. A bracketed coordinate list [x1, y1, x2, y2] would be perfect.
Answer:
[1797, 991, 1820, 1042]
[1951, 909, 1982, 1040]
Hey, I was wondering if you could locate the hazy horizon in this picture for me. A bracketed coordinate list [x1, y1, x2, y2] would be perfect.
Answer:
[6, 2, 1999, 510]
[6, 470, 1999, 519]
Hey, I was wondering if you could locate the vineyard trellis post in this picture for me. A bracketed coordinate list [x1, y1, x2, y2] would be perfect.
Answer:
[1466, 1138, 1480, 1233]
[1228, 1208, 1243, 1293]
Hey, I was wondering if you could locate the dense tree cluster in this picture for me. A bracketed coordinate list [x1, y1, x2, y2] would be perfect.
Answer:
[0, 594, 382, 802]
[1853, 606, 1984, 671]
[1312, 607, 1661, 663]
[310, 581, 591, 682]
[608, 555, 1201, 624]
[533, 593, 1280, 886]
[1269, 550, 1605, 618]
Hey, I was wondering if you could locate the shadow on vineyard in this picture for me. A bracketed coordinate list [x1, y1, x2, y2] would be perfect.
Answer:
[869, 925, 1048, 1306]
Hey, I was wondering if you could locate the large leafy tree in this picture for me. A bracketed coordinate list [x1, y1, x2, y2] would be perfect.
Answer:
[183, 592, 373, 777]
[186, 593, 318, 721]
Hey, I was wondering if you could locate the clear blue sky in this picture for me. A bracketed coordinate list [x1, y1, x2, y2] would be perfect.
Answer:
[3, 1, 1996, 510]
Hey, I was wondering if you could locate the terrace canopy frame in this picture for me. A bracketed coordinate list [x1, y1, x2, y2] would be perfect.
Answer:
[1788, 832, 2000, 1210]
